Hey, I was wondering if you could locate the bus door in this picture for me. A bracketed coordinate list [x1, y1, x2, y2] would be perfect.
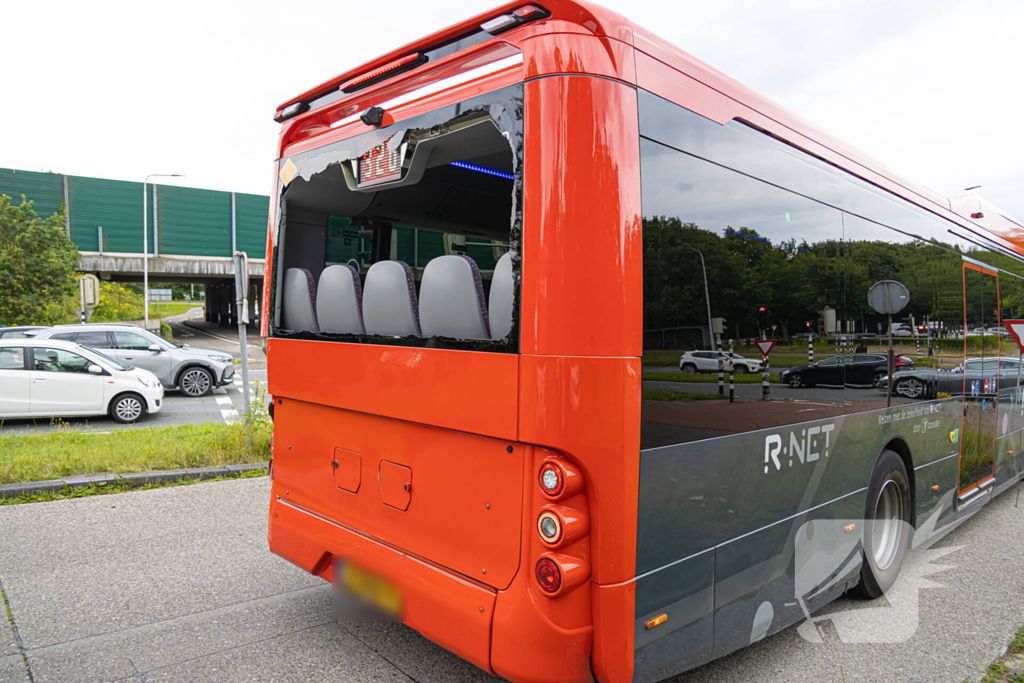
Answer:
[959, 263, 999, 500]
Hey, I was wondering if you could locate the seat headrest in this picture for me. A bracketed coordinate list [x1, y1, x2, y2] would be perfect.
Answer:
[282, 267, 319, 332]
[419, 255, 491, 340]
[362, 261, 421, 337]
[317, 265, 365, 334]
[488, 252, 514, 341]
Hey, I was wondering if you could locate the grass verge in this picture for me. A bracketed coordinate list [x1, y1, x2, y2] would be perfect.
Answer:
[974, 624, 1024, 683]
[0, 422, 271, 485]
[644, 371, 781, 384]
[642, 389, 726, 403]
[0, 467, 268, 506]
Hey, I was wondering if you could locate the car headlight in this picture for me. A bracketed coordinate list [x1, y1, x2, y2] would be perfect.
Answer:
[210, 355, 233, 364]
[137, 375, 158, 388]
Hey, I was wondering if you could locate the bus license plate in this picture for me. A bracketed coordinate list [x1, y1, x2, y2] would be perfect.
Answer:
[338, 562, 402, 616]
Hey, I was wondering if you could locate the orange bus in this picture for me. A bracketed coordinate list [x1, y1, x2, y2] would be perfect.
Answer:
[263, 2, 1024, 681]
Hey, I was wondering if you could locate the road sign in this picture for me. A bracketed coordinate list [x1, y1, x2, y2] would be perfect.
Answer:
[78, 274, 100, 310]
[754, 339, 777, 357]
[867, 280, 910, 315]
[1005, 320, 1024, 353]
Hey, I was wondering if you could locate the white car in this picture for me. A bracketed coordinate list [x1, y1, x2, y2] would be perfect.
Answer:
[678, 350, 764, 374]
[0, 339, 164, 423]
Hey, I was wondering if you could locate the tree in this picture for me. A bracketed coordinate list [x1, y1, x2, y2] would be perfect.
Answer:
[0, 195, 79, 326]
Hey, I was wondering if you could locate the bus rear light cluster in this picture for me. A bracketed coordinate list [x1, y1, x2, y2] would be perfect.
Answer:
[480, 4, 550, 35]
[539, 463, 563, 496]
[535, 558, 561, 593]
[538, 457, 584, 500]
[535, 554, 590, 597]
[537, 505, 590, 548]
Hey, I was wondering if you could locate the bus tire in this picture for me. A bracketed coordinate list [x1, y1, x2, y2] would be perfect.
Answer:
[853, 449, 913, 598]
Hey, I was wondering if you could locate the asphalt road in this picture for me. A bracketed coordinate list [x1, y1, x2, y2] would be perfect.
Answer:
[1, 477, 1021, 682]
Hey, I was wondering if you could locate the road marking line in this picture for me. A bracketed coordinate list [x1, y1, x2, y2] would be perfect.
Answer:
[216, 397, 233, 405]
[221, 409, 239, 424]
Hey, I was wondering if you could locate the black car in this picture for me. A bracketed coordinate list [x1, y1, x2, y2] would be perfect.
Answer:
[886, 357, 1024, 399]
[780, 353, 915, 388]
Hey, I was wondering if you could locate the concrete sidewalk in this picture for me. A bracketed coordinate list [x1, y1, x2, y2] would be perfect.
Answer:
[1, 477, 1022, 682]
[0, 478, 494, 683]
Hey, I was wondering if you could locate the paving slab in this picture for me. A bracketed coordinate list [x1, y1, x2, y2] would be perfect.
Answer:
[0, 653, 29, 683]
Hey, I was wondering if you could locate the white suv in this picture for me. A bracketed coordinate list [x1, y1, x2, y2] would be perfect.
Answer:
[678, 351, 764, 374]
[0, 339, 164, 423]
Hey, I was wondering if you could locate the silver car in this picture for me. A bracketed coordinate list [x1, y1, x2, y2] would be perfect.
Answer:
[34, 323, 234, 397]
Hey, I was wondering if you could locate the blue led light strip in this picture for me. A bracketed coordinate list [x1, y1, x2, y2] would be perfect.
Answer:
[724, 229, 808, 253]
[449, 161, 514, 181]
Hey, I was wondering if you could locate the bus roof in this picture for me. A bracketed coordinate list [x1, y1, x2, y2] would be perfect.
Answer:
[274, 0, 1024, 257]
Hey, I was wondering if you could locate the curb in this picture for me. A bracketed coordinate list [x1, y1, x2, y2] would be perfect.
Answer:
[0, 462, 268, 499]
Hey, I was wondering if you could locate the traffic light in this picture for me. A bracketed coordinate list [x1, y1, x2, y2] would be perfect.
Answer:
[756, 305, 768, 330]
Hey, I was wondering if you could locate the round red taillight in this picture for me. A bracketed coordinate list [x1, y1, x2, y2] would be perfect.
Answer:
[535, 558, 561, 593]
[539, 463, 563, 496]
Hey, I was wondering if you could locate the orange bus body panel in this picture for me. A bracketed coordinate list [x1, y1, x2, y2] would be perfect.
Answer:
[521, 75, 643, 358]
[267, 338, 519, 442]
[523, 33, 636, 84]
[591, 580, 636, 683]
[269, 496, 497, 672]
[492, 446, 595, 683]
[269, 392, 525, 590]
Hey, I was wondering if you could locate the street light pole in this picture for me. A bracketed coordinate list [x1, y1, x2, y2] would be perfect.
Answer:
[691, 248, 715, 352]
[143, 173, 183, 331]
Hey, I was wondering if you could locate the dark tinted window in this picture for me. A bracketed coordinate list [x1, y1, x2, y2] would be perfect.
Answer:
[75, 331, 111, 348]
[638, 91, 1024, 451]
[51, 332, 76, 341]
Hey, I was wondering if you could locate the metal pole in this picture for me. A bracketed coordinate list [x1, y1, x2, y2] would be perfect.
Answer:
[887, 313, 894, 408]
[729, 339, 735, 403]
[717, 332, 724, 396]
[691, 249, 714, 352]
[153, 185, 160, 258]
[809, 336, 814, 363]
[762, 356, 770, 400]
[231, 192, 237, 255]
[97, 226, 103, 255]
[142, 174, 183, 331]
[143, 180, 149, 331]
[234, 251, 251, 425]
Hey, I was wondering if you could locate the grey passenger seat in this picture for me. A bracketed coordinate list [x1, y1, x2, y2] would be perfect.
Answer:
[362, 261, 422, 337]
[282, 267, 319, 332]
[488, 252, 513, 340]
[317, 264, 365, 334]
[419, 255, 491, 340]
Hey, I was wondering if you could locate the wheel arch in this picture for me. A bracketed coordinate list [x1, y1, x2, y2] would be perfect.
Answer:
[174, 362, 215, 388]
[876, 436, 917, 527]
[107, 390, 149, 415]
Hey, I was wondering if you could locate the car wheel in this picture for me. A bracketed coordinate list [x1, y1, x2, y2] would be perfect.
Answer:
[894, 378, 923, 399]
[681, 363, 697, 374]
[180, 367, 214, 397]
[873, 371, 886, 388]
[110, 393, 145, 424]
[734, 365, 748, 375]
[853, 449, 912, 598]
[788, 373, 803, 388]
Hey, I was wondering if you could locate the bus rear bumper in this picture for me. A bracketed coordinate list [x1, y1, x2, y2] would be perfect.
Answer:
[268, 493, 497, 673]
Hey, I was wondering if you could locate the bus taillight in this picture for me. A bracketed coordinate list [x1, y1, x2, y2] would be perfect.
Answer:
[538, 456, 584, 500]
[480, 4, 550, 35]
[535, 558, 561, 593]
[537, 505, 590, 548]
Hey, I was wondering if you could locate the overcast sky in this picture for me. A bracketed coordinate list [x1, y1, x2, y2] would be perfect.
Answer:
[3, 0, 1021, 219]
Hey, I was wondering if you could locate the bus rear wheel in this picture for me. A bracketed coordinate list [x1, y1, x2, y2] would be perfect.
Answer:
[853, 449, 912, 598]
